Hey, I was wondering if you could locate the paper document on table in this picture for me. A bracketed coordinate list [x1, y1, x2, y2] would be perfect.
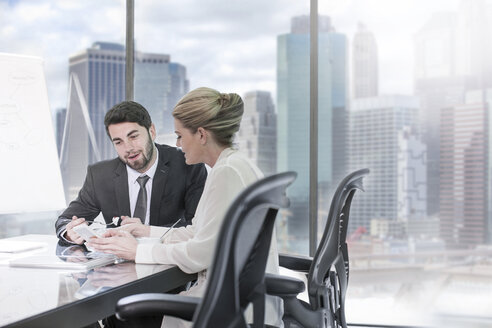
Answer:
[9, 254, 117, 271]
[0, 240, 46, 253]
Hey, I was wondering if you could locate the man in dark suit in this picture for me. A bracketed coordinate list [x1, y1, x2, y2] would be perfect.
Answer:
[55, 100, 207, 245]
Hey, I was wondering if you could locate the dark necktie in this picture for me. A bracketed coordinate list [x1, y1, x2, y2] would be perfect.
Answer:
[134, 175, 150, 223]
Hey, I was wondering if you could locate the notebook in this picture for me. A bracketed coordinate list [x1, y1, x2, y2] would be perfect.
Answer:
[9, 253, 118, 270]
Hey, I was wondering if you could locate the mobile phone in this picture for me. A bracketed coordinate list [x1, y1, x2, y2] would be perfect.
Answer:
[73, 224, 101, 242]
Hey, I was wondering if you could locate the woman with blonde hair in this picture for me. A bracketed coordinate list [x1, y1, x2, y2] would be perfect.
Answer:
[89, 87, 282, 327]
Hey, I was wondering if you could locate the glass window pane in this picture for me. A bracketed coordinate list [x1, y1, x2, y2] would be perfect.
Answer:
[320, 0, 492, 326]
[134, 1, 311, 255]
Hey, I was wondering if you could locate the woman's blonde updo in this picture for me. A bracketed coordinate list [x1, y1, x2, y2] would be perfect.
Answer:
[172, 87, 244, 147]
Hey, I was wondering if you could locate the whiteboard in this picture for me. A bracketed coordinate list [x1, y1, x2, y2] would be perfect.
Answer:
[0, 53, 66, 214]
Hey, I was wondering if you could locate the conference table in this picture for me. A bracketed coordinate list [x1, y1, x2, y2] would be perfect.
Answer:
[0, 234, 197, 328]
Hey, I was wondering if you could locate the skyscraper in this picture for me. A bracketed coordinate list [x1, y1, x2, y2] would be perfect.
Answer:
[352, 22, 378, 98]
[348, 96, 426, 235]
[134, 52, 171, 136]
[135, 56, 189, 136]
[331, 29, 349, 185]
[277, 15, 348, 253]
[414, 12, 466, 218]
[415, 0, 492, 219]
[454, 0, 492, 87]
[439, 89, 491, 249]
[168, 62, 189, 122]
[236, 90, 276, 177]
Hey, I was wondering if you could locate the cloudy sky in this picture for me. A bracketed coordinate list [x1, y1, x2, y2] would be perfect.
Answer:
[0, 0, 460, 114]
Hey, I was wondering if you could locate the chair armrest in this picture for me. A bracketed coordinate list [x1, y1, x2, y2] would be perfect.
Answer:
[265, 273, 305, 297]
[279, 253, 313, 273]
[116, 293, 200, 321]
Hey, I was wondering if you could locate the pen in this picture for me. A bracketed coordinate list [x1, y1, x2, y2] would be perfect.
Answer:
[160, 218, 182, 241]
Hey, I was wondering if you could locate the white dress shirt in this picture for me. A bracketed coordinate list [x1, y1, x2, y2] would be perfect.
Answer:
[126, 148, 159, 225]
[135, 147, 282, 327]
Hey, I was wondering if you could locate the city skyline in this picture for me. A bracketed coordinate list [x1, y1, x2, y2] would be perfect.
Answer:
[6, 0, 492, 251]
[1, 0, 461, 116]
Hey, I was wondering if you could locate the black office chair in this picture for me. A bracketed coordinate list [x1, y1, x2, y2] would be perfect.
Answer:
[115, 171, 297, 328]
[266, 168, 369, 328]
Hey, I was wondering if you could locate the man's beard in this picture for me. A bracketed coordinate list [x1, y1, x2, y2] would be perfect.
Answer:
[125, 135, 154, 171]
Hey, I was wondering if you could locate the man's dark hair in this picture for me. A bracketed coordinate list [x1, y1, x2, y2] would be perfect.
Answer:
[104, 101, 152, 136]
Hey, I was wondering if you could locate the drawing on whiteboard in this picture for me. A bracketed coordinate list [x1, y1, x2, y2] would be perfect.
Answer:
[0, 70, 43, 152]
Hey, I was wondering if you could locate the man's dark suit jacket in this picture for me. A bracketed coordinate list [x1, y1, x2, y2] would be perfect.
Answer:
[55, 143, 207, 242]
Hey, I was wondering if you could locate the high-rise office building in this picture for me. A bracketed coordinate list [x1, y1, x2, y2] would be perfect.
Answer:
[236, 90, 277, 177]
[439, 89, 492, 249]
[416, 0, 492, 87]
[277, 15, 348, 253]
[134, 52, 171, 136]
[348, 96, 426, 236]
[167, 62, 189, 123]
[415, 1, 492, 218]
[62, 42, 188, 202]
[331, 25, 350, 186]
[352, 22, 378, 98]
[414, 12, 466, 218]
[454, 0, 492, 87]
[135, 56, 189, 136]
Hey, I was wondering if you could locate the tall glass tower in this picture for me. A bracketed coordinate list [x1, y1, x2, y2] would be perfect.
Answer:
[348, 96, 425, 235]
[134, 55, 189, 136]
[352, 22, 378, 98]
[236, 90, 277, 177]
[277, 15, 348, 253]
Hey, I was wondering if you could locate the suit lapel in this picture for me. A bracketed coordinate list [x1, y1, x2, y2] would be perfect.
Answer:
[150, 147, 169, 225]
[114, 161, 131, 217]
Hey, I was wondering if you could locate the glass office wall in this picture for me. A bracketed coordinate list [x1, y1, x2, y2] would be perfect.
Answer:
[133, 1, 491, 325]
[317, 0, 492, 327]
[133, 1, 313, 255]
[1, 0, 491, 327]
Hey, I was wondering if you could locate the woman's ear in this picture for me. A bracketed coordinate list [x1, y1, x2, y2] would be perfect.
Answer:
[197, 127, 207, 145]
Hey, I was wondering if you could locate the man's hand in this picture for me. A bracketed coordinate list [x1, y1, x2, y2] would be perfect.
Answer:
[87, 230, 138, 261]
[119, 216, 151, 237]
[65, 216, 88, 245]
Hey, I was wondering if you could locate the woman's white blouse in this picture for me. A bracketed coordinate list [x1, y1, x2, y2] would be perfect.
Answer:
[135, 147, 282, 327]
[136, 147, 274, 271]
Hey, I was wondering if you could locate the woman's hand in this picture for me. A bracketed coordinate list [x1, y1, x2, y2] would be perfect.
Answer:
[87, 230, 138, 261]
[118, 216, 151, 237]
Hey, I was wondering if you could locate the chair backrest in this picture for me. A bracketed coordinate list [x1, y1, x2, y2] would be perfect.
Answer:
[193, 171, 297, 328]
[307, 168, 369, 328]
